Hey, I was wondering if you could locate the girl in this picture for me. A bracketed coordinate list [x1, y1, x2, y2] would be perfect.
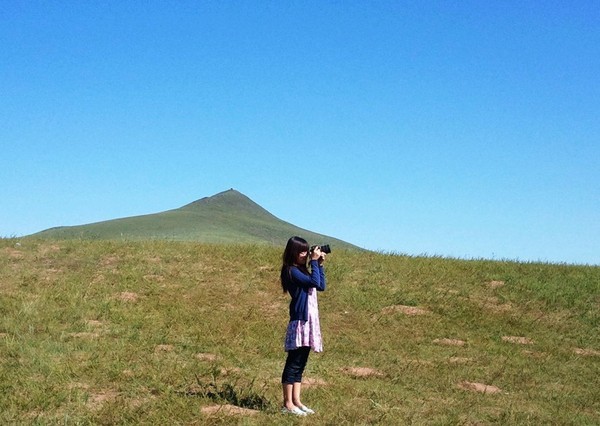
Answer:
[280, 236, 326, 416]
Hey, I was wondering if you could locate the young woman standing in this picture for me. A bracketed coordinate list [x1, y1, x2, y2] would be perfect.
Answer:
[280, 236, 326, 416]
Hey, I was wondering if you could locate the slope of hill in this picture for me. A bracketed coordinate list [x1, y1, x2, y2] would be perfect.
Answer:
[1, 239, 598, 424]
[30, 189, 359, 249]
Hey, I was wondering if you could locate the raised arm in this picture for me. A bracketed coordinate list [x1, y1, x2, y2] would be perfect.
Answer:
[289, 260, 326, 291]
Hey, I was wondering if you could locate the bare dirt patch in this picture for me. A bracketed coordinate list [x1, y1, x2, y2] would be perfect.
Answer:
[382, 305, 430, 316]
[196, 352, 218, 361]
[449, 357, 473, 364]
[155, 344, 174, 352]
[487, 280, 505, 289]
[458, 381, 502, 394]
[4, 248, 24, 259]
[433, 338, 466, 347]
[117, 291, 139, 302]
[201, 404, 259, 416]
[573, 347, 600, 357]
[86, 390, 119, 411]
[341, 366, 385, 378]
[502, 336, 534, 345]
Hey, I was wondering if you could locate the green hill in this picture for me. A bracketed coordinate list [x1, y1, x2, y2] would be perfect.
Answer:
[1, 239, 598, 424]
[30, 189, 359, 249]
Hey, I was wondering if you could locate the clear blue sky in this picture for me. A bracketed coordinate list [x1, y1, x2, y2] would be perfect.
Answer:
[1, 1, 599, 265]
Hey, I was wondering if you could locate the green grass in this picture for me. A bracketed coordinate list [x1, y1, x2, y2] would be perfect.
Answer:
[1, 239, 598, 424]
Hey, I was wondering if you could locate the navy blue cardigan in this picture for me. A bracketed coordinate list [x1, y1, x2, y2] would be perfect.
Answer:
[283, 260, 326, 321]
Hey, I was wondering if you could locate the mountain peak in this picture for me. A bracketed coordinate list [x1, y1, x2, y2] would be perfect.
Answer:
[181, 189, 263, 212]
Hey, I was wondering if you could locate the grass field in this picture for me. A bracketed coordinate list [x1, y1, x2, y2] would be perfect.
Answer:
[1, 239, 598, 424]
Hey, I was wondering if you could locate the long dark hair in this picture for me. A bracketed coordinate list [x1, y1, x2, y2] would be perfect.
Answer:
[280, 236, 309, 292]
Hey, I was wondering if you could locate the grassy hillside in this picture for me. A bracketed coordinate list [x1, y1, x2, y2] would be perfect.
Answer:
[1, 239, 598, 424]
[30, 189, 359, 250]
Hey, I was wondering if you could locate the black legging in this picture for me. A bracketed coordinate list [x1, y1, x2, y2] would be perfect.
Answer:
[281, 347, 310, 384]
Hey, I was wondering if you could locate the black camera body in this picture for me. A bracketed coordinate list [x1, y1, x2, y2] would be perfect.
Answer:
[310, 244, 331, 254]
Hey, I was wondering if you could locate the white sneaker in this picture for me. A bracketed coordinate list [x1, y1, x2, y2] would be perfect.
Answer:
[281, 406, 307, 416]
[298, 405, 315, 414]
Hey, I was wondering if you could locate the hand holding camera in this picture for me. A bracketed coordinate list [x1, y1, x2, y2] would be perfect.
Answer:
[310, 244, 331, 263]
[310, 246, 322, 261]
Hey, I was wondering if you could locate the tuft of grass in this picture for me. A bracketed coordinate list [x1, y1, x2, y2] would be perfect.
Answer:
[0, 238, 598, 424]
[187, 372, 274, 412]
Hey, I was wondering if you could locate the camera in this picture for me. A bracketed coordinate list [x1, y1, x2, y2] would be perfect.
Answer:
[310, 244, 331, 254]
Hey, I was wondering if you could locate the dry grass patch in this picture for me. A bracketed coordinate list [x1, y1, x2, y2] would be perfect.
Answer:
[502, 336, 534, 345]
[196, 352, 218, 361]
[341, 366, 385, 378]
[448, 357, 473, 364]
[470, 295, 512, 313]
[219, 367, 242, 375]
[381, 304, 430, 316]
[200, 404, 260, 416]
[3, 247, 24, 259]
[458, 381, 502, 394]
[92, 273, 105, 284]
[100, 255, 120, 267]
[68, 332, 100, 339]
[122, 369, 134, 377]
[67, 382, 90, 391]
[117, 291, 139, 302]
[154, 344, 174, 352]
[573, 347, 600, 357]
[302, 377, 328, 387]
[86, 389, 119, 411]
[143, 274, 164, 282]
[37, 243, 61, 254]
[433, 338, 466, 347]
[85, 319, 104, 328]
[487, 280, 505, 288]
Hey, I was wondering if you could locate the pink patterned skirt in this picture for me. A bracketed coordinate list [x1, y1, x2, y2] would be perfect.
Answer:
[284, 287, 323, 352]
